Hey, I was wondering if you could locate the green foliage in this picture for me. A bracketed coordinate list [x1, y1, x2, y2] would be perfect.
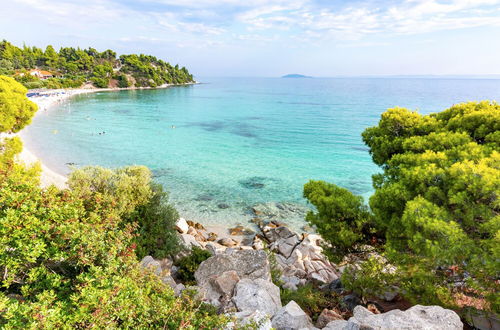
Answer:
[127, 183, 182, 259]
[342, 256, 398, 300]
[120, 53, 193, 87]
[0, 89, 225, 328]
[281, 284, 335, 319]
[68, 165, 152, 217]
[0, 75, 37, 133]
[0, 40, 194, 89]
[304, 180, 373, 261]
[267, 250, 284, 286]
[116, 73, 131, 88]
[174, 247, 212, 285]
[308, 101, 500, 313]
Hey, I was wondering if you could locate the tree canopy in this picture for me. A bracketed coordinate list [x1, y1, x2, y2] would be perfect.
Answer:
[0, 40, 194, 89]
[305, 101, 500, 313]
[0, 76, 37, 133]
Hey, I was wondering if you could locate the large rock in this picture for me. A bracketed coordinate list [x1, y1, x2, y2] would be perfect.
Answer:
[139, 256, 162, 276]
[211, 270, 240, 298]
[323, 320, 348, 329]
[316, 308, 343, 328]
[264, 225, 297, 243]
[195, 250, 271, 306]
[271, 300, 314, 330]
[273, 233, 338, 284]
[175, 217, 189, 234]
[179, 233, 203, 249]
[234, 310, 273, 330]
[342, 305, 463, 330]
[205, 242, 227, 255]
[195, 249, 270, 284]
[232, 278, 281, 316]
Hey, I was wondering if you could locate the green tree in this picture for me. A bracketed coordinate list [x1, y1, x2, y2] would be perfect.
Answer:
[303, 180, 373, 261]
[127, 183, 182, 258]
[306, 101, 500, 313]
[0, 75, 37, 133]
[43, 45, 58, 68]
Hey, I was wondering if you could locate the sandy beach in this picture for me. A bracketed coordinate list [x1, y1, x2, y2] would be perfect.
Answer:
[14, 88, 97, 189]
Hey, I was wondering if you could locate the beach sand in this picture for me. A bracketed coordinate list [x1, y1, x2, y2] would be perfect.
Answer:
[14, 88, 96, 189]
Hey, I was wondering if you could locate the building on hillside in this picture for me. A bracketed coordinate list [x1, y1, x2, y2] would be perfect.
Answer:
[28, 69, 53, 79]
[16, 69, 54, 80]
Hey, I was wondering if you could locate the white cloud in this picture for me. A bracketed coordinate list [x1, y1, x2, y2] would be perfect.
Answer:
[3, 0, 500, 48]
[232, 0, 500, 42]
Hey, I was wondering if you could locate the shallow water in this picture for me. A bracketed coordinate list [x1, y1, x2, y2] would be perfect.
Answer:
[23, 77, 500, 229]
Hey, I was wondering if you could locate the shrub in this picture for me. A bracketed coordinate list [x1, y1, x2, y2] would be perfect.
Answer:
[127, 183, 182, 259]
[116, 73, 131, 88]
[174, 247, 211, 285]
[281, 284, 337, 320]
[0, 75, 38, 133]
[304, 181, 374, 261]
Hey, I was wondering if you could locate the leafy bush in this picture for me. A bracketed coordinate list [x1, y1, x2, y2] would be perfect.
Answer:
[304, 181, 373, 261]
[174, 247, 212, 285]
[0, 75, 37, 133]
[116, 73, 131, 88]
[281, 284, 336, 320]
[306, 101, 500, 313]
[127, 183, 182, 259]
[341, 256, 398, 300]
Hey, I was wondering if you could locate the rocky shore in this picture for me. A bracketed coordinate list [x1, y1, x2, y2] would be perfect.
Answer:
[140, 217, 464, 330]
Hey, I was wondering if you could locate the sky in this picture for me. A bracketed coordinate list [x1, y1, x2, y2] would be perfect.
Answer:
[1, 0, 500, 77]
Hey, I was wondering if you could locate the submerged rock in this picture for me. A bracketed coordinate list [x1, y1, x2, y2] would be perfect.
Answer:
[218, 203, 230, 209]
[239, 176, 267, 189]
[195, 194, 215, 201]
[251, 202, 310, 221]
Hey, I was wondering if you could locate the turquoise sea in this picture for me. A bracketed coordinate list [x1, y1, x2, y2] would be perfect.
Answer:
[23, 77, 500, 228]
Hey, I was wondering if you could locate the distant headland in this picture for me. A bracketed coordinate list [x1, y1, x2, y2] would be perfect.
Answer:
[281, 74, 312, 78]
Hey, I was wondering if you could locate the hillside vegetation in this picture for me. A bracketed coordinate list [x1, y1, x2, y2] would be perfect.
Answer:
[0, 40, 194, 89]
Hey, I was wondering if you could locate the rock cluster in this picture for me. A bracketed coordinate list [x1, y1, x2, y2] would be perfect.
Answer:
[262, 223, 339, 289]
[141, 217, 463, 330]
[323, 305, 463, 330]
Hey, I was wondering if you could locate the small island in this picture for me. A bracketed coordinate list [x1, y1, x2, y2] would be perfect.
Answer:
[281, 73, 312, 78]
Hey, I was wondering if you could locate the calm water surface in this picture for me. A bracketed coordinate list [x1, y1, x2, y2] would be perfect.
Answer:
[23, 77, 500, 228]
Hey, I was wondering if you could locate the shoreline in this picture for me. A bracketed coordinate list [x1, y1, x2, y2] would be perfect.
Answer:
[18, 82, 198, 189]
